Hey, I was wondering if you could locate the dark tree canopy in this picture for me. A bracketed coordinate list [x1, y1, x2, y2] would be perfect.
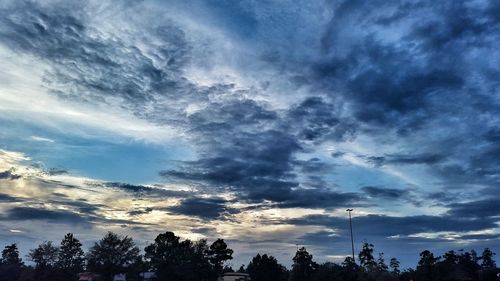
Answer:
[247, 253, 288, 281]
[290, 247, 318, 281]
[144, 231, 215, 281]
[418, 250, 440, 268]
[58, 233, 85, 281]
[389, 257, 400, 275]
[376, 252, 388, 272]
[87, 232, 140, 281]
[29, 241, 59, 269]
[0, 233, 495, 281]
[359, 242, 377, 271]
[1, 244, 22, 265]
[208, 238, 233, 275]
[481, 248, 496, 269]
[0, 244, 23, 281]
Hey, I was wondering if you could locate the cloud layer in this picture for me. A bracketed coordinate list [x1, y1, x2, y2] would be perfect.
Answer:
[0, 0, 499, 267]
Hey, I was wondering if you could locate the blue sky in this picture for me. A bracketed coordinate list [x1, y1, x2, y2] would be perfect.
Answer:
[0, 0, 499, 268]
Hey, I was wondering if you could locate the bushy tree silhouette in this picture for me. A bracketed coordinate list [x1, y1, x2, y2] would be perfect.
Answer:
[481, 248, 496, 269]
[0, 244, 23, 281]
[389, 257, 400, 275]
[87, 232, 140, 281]
[208, 238, 233, 276]
[0, 232, 496, 281]
[359, 243, 376, 271]
[29, 241, 65, 281]
[29, 241, 59, 269]
[247, 253, 288, 281]
[58, 233, 85, 281]
[144, 231, 216, 281]
[291, 247, 318, 281]
[417, 250, 440, 281]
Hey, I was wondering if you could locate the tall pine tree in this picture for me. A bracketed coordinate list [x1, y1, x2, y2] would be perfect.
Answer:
[58, 233, 85, 280]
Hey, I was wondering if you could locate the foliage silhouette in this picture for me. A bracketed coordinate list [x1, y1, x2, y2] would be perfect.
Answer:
[246, 253, 288, 281]
[0, 233, 496, 281]
[86, 232, 140, 281]
[58, 233, 85, 281]
[290, 247, 318, 281]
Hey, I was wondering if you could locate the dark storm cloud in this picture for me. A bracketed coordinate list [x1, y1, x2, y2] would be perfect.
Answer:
[273, 189, 362, 209]
[366, 153, 445, 167]
[307, 0, 500, 205]
[190, 226, 217, 236]
[315, 0, 500, 131]
[446, 199, 500, 219]
[0, 0, 359, 211]
[47, 198, 102, 215]
[0, 0, 197, 123]
[161, 129, 300, 191]
[424, 191, 460, 204]
[163, 97, 357, 208]
[2, 205, 151, 228]
[0, 170, 21, 180]
[361, 186, 409, 200]
[96, 182, 191, 198]
[0, 1, 361, 210]
[297, 231, 343, 248]
[167, 197, 232, 220]
[3, 206, 88, 225]
[484, 127, 500, 142]
[285, 97, 356, 143]
[128, 207, 153, 216]
[0, 0, 499, 268]
[459, 233, 500, 241]
[431, 135, 500, 188]
[287, 214, 498, 238]
[0, 0, 496, 220]
[0, 193, 22, 202]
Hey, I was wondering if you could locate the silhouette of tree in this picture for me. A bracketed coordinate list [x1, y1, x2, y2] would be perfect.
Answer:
[342, 256, 357, 270]
[290, 247, 318, 281]
[247, 253, 288, 281]
[29, 241, 59, 269]
[311, 262, 342, 281]
[400, 268, 416, 281]
[458, 250, 480, 280]
[58, 233, 85, 280]
[437, 250, 460, 281]
[417, 250, 440, 281]
[480, 248, 496, 269]
[358, 243, 376, 271]
[389, 257, 400, 275]
[0, 232, 496, 281]
[87, 232, 140, 281]
[0, 244, 23, 281]
[443, 250, 459, 264]
[340, 257, 358, 281]
[376, 252, 388, 272]
[29, 241, 64, 281]
[237, 264, 246, 273]
[418, 250, 440, 267]
[222, 265, 234, 273]
[144, 231, 215, 281]
[1, 244, 22, 265]
[208, 238, 233, 276]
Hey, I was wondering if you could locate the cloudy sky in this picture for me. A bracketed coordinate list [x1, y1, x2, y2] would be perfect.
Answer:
[0, 0, 499, 268]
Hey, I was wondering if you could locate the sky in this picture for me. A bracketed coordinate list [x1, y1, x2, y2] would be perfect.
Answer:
[0, 0, 499, 269]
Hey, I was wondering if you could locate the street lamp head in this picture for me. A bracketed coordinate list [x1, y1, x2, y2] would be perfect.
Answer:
[346, 208, 353, 212]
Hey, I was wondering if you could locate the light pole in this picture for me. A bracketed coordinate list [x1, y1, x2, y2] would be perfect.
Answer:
[346, 208, 355, 263]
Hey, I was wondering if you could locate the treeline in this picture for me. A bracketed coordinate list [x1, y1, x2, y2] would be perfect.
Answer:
[0, 231, 497, 281]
